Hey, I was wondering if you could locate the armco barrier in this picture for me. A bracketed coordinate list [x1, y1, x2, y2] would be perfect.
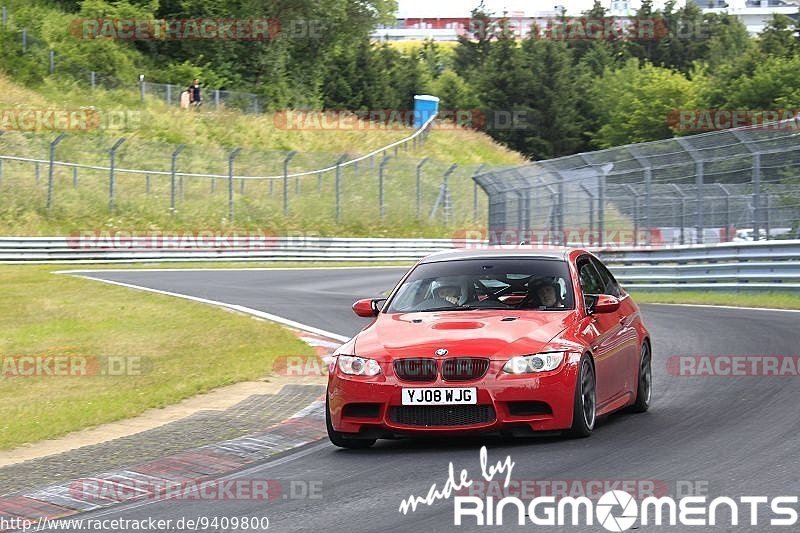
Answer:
[597, 240, 800, 292]
[1, 237, 798, 292]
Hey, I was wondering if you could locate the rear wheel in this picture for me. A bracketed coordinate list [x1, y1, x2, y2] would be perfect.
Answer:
[566, 355, 596, 438]
[628, 342, 652, 413]
[326, 396, 376, 449]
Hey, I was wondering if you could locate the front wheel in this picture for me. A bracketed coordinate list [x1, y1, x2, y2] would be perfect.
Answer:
[326, 396, 376, 449]
[566, 355, 596, 438]
[628, 342, 652, 413]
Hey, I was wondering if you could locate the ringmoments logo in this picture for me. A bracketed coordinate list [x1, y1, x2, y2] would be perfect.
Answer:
[397, 448, 800, 529]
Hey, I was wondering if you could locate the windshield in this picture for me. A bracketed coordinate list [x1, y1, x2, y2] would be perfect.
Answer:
[385, 258, 574, 313]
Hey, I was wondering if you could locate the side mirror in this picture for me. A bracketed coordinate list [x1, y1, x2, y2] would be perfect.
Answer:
[594, 294, 621, 314]
[352, 298, 386, 318]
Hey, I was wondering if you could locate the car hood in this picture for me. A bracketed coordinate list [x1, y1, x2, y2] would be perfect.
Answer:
[353, 310, 575, 361]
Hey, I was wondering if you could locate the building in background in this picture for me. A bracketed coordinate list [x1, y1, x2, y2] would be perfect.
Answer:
[372, 3, 568, 41]
[375, 0, 799, 41]
[697, 1, 799, 35]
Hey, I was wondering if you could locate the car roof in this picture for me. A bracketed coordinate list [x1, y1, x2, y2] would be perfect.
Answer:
[419, 247, 585, 264]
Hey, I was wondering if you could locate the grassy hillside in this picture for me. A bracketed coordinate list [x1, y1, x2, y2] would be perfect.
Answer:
[0, 75, 526, 237]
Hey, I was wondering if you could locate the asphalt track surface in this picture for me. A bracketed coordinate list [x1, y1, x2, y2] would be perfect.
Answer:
[52, 268, 800, 532]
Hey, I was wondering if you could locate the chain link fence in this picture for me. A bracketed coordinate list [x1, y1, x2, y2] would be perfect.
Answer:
[0, 120, 493, 230]
[475, 120, 800, 247]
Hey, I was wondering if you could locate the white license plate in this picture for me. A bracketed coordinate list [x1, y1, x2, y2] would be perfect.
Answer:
[402, 387, 477, 405]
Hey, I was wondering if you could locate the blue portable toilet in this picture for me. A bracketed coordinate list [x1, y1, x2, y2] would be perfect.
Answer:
[413, 95, 440, 129]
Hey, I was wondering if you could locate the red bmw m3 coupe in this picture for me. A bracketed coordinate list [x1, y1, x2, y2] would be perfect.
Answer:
[326, 248, 652, 448]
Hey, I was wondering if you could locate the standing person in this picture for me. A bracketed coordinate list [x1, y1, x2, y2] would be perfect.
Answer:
[179, 87, 190, 109]
[189, 78, 202, 108]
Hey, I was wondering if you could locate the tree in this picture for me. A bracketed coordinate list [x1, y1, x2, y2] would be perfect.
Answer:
[519, 39, 583, 158]
[475, 34, 533, 152]
[453, 2, 494, 84]
[701, 12, 753, 71]
[590, 59, 696, 147]
[758, 14, 798, 58]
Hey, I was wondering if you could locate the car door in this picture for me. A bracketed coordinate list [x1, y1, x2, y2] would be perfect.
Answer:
[591, 256, 641, 398]
[575, 255, 626, 407]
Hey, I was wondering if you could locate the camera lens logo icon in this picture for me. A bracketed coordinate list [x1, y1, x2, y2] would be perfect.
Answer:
[596, 490, 638, 532]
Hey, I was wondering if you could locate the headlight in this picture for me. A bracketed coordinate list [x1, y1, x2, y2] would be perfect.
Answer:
[337, 355, 382, 376]
[503, 352, 565, 374]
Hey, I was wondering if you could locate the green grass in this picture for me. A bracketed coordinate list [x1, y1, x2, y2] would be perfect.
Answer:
[630, 291, 800, 310]
[0, 265, 314, 450]
[0, 74, 526, 237]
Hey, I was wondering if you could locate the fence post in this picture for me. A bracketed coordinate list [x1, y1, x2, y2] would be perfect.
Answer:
[35, 161, 40, 184]
[227, 148, 242, 221]
[22, 28, 27, 53]
[46, 133, 66, 211]
[166, 84, 172, 106]
[416, 157, 430, 219]
[108, 138, 126, 212]
[90, 71, 96, 90]
[214, 90, 220, 109]
[597, 164, 613, 247]
[472, 164, 487, 221]
[335, 154, 347, 223]
[442, 164, 457, 225]
[145, 174, 150, 194]
[72, 166, 78, 188]
[678, 139, 706, 244]
[379, 155, 391, 220]
[139, 75, 145, 102]
[283, 151, 296, 215]
[170, 144, 185, 215]
[623, 185, 640, 247]
[717, 184, 731, 241]
[752, 152, 762, 241]
[49, 50, 55, 74]
[579, 184, 596, 246]
[671, 184, 687, 245]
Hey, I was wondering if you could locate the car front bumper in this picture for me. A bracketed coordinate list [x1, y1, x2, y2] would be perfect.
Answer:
[327, 357, 580, 437]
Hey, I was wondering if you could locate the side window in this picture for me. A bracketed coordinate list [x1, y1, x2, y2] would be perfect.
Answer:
[577, 257, 604, 296]
[591, 257, 621, 297]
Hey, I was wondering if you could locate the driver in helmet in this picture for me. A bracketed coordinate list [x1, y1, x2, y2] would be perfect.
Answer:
[434, 284, 461, 305]
[536, 282, 563, 308]
[523, 278, 564, 309]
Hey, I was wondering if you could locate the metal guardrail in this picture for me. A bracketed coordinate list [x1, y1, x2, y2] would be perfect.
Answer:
[0, 237, 478, 264]
[1, 237, 798, 292]
[597, 240, 800, 291]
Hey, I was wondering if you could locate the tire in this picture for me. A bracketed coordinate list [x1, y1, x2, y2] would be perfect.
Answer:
[628, 342, 652, 413]
[326, 396, 376, 449]
[566, 355, 596, 438]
